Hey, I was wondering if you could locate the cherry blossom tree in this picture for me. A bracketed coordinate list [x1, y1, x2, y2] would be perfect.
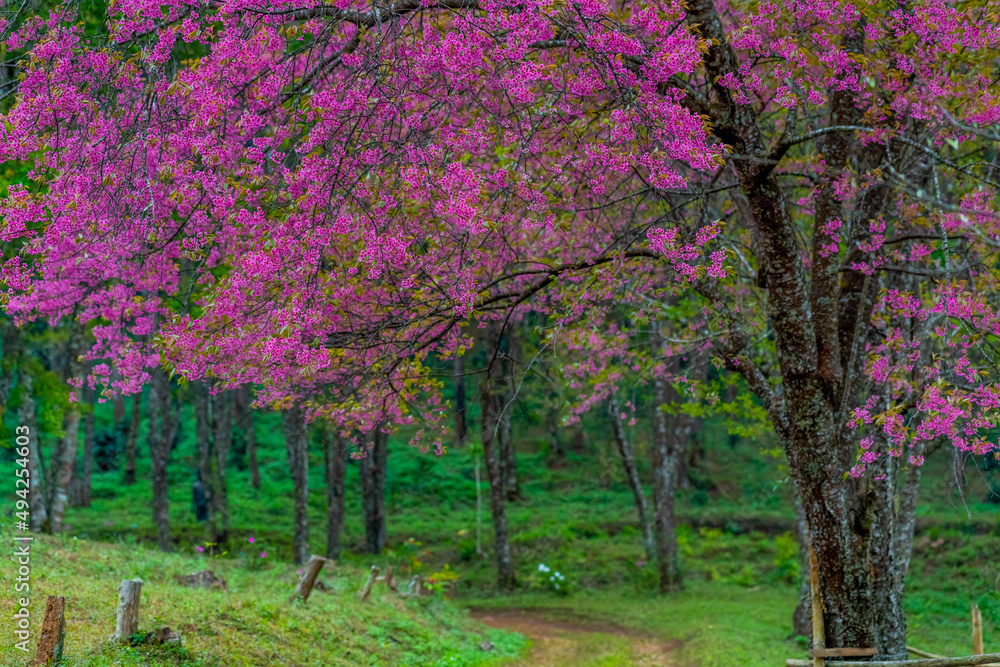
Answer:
[5, 0, 1000, 656]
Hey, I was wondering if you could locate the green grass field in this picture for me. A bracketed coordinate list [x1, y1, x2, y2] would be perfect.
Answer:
[5, 400, 1000, 665]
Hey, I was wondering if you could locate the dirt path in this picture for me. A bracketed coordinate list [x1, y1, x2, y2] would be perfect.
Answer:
[471, 608, 679, 667]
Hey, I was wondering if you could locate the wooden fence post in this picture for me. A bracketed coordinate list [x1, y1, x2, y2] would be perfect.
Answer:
[809, 545, 826, 667]
[114, 578, 143, 643]
[974, 603, 984, 656]
[290, 555, 327, 603]
[385, 565, 398, 593]
[29, 596, 65, 667]
[358, 565, 379, 601]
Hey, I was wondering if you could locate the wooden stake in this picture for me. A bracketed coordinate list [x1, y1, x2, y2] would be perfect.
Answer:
[974, 603, 985, 655]
[358, 565, 379, 601]
[385, 565, 398, 593]
[290, 555, 327, 603]
[809, 544, 826, 667]
[30, 596, 65, 666]
[113, 578, 143, 644]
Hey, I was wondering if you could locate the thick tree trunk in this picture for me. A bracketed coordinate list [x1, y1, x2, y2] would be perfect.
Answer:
[282, 405, 310, 565]
[360, 427, 388, 555]
[238, 387, 260, 489]
[454, 354, 467, 445]
[148, 368, 174, 551]
[18, 366, 48, 532]
[124, 393, 140, 485]
[481, 323, 516, 590]
[324, 427, 347, 560]
[50, 323, 84, 534]
[78, 386, 96, 507]
[211, 390, 232, 544]
[610, 395, 655, 561]
[193, 382, 213, 523]
[792, 497, 812, 638]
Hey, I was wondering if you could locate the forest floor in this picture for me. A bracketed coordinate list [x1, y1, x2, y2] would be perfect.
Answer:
[471, 608, 677, 667]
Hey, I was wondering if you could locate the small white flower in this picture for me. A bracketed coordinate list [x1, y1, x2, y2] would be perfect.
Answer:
[538, 563, 550, 573]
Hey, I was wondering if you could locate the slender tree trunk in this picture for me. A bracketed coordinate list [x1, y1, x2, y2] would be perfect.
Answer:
[650, 320, 682, 593]
[454, 354, 467, 445]
[360, 427, 388, 555]
[193, 382, 213, 523]
[499, 390, 521, 501]
[610, 396, 655, 561]
[546, 405, 564, 464]
[18, 366, 48, 532]
[324, 427, 347, 560]
[50, 322, 84, 534]
[238, 387, 260, 489]
[282, 405, 310, 565]
[481, 323, 515, 590]
[79, 386, 95, 508]
[212, 390, 232, 544]
[124, 394, 140, 485]
[148, 367, 174, 551]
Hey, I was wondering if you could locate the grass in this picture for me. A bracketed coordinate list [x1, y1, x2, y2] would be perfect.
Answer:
[0, 526, 525, 666]
[7, 398, 1000, 665]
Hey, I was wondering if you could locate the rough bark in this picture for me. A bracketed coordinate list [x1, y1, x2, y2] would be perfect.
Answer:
[324, 427, 347, 560]
[481, 323, 516, 590]
[193, 382, 213, 523]
[610, 395, 655, 561]
[454, 353, 467, 445]
[114, 578, 143, 643]
[50, 322, 84, 534]
[18, 366, 48, 532]
[148, 368, 174, 552]
[30, 596, 65, 667]
[793, 497, 813, 639]
[211, 390, 232, 544]
[124, 393, 140, 485]
[282, 405, 310, 565]
[360, 426, 388, 555]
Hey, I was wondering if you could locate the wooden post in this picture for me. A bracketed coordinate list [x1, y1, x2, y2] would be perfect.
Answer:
[385, 565, 398, 593]
[290, 555, 327, 603]
[30, 596, 65, 666]
[974, 603, 985, 655]
[358, 565, 379, 601]
[114, 578, 143, 643]
[809, 545, 826, 667]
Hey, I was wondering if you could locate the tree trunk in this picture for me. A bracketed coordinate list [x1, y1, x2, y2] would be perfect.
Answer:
[193, 382, 213, 523]
[124, 393, 140, 485]
[18, 366, 48, 532]
[454, 353, 467, 445]
[360, 426, 388, 555]
[50, 322, 84, 534]
[77, 386, 96, 507]
[793, 497, 813, 638]
[238, 386, 260, 489]
[148, 368, 174, 551]
[481, 323, 516, 590]
[547, 405, 564, 464]
[650, 320, 684, 593]
[499, 389, 521, 501]
[324, 427, 347, 560]
[0, 323, 18, 414]
[282, 405, 310, 565]
[610, 395, 655, 561]
[211, 390, 232, 544]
